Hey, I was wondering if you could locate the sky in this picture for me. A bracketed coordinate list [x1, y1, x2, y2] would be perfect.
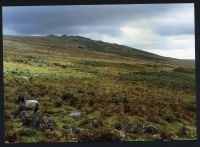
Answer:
[3, 4, 195, 59]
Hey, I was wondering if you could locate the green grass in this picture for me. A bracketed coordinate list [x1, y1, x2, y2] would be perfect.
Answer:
[3, 35, 196, 143]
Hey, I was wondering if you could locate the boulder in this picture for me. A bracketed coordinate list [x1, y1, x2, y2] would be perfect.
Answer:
[5, 141, 10, 144]
[21, 76, 29, 81]
[68, 112, 82, 118]
[30, 112, 43, 128]
[151, 134, 161, 140]
[144, 124, 159, 135]
[17, 110, 56, 132]
[119, 130, 125, 141]
[19, 111, 27, 120]
[123, 123, 144, 134]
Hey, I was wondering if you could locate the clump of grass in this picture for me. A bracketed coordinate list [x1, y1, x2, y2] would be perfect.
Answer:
[62, 93, 74, 100]
[77, 127, 120, 142]
[18, 128, 44, 143]
[160, 130, 173, 140]
[176, 126, 188, 137]
[5, 131, 19, 143]
[163, 113, 176, 123]
[53, 98, 63, 107]
[173, 67, 195, 74]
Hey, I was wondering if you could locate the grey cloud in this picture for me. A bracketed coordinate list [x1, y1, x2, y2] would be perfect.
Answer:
[154, 24, 194, 36]
[2, 4, 195, 59]
[3, 4, 194, 36]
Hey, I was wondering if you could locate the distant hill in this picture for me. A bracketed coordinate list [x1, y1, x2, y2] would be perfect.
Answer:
[3, 35, 194, 66]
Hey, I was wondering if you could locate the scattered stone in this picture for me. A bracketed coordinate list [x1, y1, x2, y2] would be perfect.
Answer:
[67, 128, 75, 136]
[42, 115, 49, 123]
[19, 110, 27, 120]
[144, 124, 159, 135]
[33, 74, 39, 77]
[135, 138, 145, 141]
[47, 120, 56, 129]
[71, 137, 79, 142]
[119, 123, 160, 141]
[119, 130, 125, 141]
[30, 112, 43, 128]
[5, 141, 10, 144]
[16, 107, 56, 134]
[151, 134, 161, 140]
[74, 128, 85, 134]
[21, 76, 29, 81]
[123, 123, 144, 134]
[68, 112, 82, 118]
[44, 129, 51, 135]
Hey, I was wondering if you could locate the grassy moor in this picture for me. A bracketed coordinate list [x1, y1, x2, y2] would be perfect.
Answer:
[3, 35, 196, 143]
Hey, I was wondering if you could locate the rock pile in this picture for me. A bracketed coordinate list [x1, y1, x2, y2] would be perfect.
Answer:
[17, 110, 56, 133]
[119, 123, 160, 141]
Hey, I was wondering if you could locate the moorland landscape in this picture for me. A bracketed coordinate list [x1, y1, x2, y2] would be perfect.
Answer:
[4, 35, 196, 143]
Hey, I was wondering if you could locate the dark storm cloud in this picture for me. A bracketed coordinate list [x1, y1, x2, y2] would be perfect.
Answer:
[3, 4, 194, 36]
[3, 5, 131, 35]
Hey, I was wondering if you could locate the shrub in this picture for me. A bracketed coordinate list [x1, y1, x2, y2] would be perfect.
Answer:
[163, 113, 176, 123]
[176, 126, 188, 137]
[182, 100, 196, 112]
[4, 111, 11, 120]
[124, 103, 131, 113]
[62, 93, 74, 100]
[173, 67, 195, 74]
[148, 115, 160, 124]
[5, 131, 19, 143]
[160, 130, 173, 140]
[77, 127, 120, 142]
[54, 99, 63, 107]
